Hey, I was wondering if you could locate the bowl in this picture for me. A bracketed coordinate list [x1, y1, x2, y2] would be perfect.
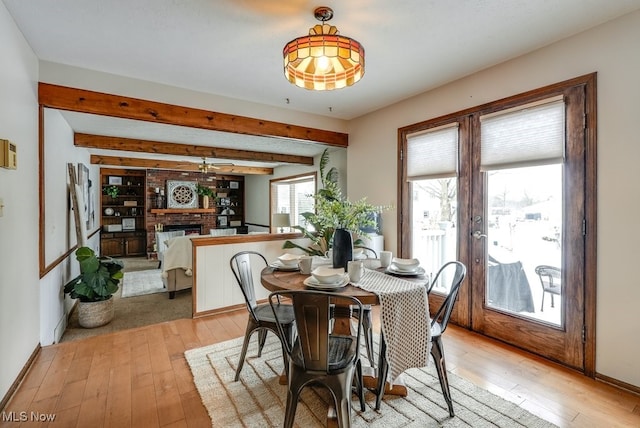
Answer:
[277, 253, 301, 267]
[353, 248, 366, 260]
[391, 257, 420, 272]
[311, 267, 345, 284]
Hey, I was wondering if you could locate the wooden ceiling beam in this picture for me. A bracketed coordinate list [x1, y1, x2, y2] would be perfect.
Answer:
[39, 82, 348, 147]
[90, 155, 274, 175]
[76, 133, 314, 165]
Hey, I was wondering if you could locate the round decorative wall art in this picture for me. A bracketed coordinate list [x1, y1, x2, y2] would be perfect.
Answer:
[166, 180, 198, 209]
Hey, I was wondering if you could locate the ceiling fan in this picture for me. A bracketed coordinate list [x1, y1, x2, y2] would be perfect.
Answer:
[198, 157, 234, 173]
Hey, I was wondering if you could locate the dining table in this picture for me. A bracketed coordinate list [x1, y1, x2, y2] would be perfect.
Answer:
[260, 256, 431, 425]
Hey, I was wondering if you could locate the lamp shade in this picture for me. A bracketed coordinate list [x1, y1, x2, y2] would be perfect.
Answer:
[283, 7, 364, 91]
[272, 213, 291, 231]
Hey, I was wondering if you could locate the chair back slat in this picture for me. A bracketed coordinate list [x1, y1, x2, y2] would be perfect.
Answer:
[429, 261, 467, 333]
[270, 290, 362, 374]
[293, 293, 332, 371]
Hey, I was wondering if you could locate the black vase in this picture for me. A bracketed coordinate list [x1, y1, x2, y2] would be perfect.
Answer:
[332, 228, 353, 270]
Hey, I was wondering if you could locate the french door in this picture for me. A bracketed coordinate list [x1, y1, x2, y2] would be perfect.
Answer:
[399, 75, 596, 372]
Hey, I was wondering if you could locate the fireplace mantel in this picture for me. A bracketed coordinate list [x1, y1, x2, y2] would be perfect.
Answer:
[150, 208, 216, 215]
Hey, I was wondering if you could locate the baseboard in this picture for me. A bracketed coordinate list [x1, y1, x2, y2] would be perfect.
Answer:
[54, 314, 67, 344]
[596, 372, 640, 397]
[0, 344, 41, 411]
[193, 303, 245, 318]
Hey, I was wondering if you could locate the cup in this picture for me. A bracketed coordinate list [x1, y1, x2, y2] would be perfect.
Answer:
[298, 256, 313, 275]
[379, 251, 392, 268]
[347, 260, 363, 283]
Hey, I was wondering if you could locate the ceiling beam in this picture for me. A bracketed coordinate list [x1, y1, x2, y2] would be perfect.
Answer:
[75, 133, 314, 165]
[39, 82, 348, 147]
[90, 155, 274, 175]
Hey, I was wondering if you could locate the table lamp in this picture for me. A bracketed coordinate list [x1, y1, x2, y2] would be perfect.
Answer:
[272, 213, 291, 233]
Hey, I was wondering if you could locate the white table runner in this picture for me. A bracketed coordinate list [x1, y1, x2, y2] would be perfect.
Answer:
[355, 268, 430, 384]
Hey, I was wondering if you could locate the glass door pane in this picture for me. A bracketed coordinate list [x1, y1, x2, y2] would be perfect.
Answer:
[485, 164, 562, 326]
[411, 178, 458, 293]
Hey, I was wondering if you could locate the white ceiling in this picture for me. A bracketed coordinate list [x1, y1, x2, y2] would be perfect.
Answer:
[4, 0, 640, 167]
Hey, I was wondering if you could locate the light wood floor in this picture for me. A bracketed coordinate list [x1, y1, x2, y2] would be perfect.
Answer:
[2, 309, 639, 428]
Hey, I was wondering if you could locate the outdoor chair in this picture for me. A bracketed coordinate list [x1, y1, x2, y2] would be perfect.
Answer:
[534, 265, 562, 311]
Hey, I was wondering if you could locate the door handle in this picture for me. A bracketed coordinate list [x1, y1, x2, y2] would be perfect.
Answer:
[472, 230, 487, 240]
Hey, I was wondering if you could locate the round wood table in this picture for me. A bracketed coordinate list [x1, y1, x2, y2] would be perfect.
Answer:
[260, 266, 380, 305]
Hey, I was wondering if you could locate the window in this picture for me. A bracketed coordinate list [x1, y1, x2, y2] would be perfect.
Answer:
[270, 173, 317, 230]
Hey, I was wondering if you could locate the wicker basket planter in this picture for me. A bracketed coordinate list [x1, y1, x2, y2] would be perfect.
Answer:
[78, 297, 114, 328]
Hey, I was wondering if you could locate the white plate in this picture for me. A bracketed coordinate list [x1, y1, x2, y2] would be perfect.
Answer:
[386, 265, 426, 276]
[303, 274, 350, 289]
[269, 261, 299, 272]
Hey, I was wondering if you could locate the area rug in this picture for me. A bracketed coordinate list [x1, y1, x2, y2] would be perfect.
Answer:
[185, 335, 557, 428]
[120, 269, 165, 298]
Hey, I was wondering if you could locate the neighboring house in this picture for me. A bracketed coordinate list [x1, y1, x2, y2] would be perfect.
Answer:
[1, 3, 639, 407]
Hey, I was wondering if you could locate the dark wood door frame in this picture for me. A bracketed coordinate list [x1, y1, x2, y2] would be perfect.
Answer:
[397, 74, 597, 377]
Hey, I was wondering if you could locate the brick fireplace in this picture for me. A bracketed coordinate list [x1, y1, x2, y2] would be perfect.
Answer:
[165, 224, 202, 235]
[146, 169, 218, 252]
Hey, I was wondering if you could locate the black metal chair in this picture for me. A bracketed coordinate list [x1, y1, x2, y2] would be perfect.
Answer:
[354, 246, 377, 259]
[534, 265, 562, 311]
[230, 251, 295, 382]
[351, 246, 377, 368]
[375, 261, 467, 417]
[269, 290, 366, 428]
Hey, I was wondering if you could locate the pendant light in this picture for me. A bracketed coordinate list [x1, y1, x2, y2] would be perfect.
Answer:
[283, 6, 365, 91]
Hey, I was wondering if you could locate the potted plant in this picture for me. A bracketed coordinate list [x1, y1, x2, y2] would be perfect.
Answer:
[103, 185, 120, 199]
[196, 183, 215, 209]
[284, 149, 385, 267]
[64, 246, 124, 328]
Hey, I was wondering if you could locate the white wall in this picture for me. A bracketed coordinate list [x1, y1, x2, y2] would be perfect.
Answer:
[0, 2, 40, 401]
[40, 107, 98, 345]
[194, 237, 310, 313]
[347, 10, 640, 388]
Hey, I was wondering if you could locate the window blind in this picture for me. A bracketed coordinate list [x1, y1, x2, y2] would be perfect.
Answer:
[480, 96, 565, 171]
[406, 123, 459, 181]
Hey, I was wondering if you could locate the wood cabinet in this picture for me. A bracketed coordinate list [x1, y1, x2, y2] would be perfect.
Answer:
[214, 175, 244, 231]
[100, 231, 147, 257]
[100, 168, 147, 257]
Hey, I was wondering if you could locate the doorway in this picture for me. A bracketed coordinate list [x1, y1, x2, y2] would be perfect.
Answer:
[399, 75, 596, 372]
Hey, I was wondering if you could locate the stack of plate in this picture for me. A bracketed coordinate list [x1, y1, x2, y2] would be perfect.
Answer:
[304, 267, 349, 289]
[270, 253, 301, 271]
[304, 273, 350, 290]
[386, 257, 425, 276]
